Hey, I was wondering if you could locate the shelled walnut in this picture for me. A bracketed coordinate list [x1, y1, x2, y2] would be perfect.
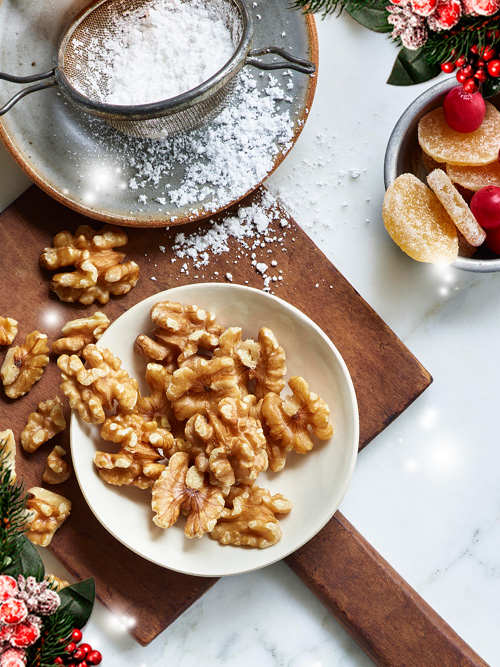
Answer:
[58, 345, 138, 424]
[25, 487, 71, 547]
[52, 311, 110, 356]
[40, 225, 140, 305]
[43, 446, 71, 484]
[152, 452, 224, 538]
[0, 429, 17, 484]
[45, 574, 70, 591]
[0, 331, 50, 399]
[119, 363, 172, 429]
[211, 485, 292, 549]
[0, 316, 18, 346]
[262, 376, 333, 455]
[21, 397, 66, 453]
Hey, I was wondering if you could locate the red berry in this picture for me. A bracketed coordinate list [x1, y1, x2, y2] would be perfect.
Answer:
[66, 642, 77, 654]
[54, 659, 64, 665]
[0, 575, 18, 602]
[443, 85, 486, 132]
[0, 599, 28, 625]
[470, 44, 480, 55]
[455, 55, 467, 67]
[463, 78, 479, 94]
[79, 644, 91, 654]
[456, 70, 468, 83]
[482, 46, 496, 61]
[71, 628, 83, 643]
[10, 620, 41, 648]
[441, 62, 456, 73]
[0, 647, 26, 667]
[86, 651, 102, 665]
[477, 59, 486, 68]
[77, 662, 88, 667]
[470, 186, 500, 229]
[73, 648, 87, 661]
[461, 64, 474, 77]
[475, 68, 487, 83]
[487, 59, 500, 76]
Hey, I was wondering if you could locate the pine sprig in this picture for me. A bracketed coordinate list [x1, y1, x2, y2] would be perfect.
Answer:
[26, 610, 74, 667]
[423, 15, 500, 65]
[0, 439, 30, 572]
[292, 0, 380, 17]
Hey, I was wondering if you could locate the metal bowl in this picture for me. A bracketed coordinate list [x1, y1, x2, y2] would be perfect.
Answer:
[384, 77, 500, 273]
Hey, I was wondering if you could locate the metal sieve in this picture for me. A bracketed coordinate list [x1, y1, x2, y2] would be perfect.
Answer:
[0, 0, 315, 138]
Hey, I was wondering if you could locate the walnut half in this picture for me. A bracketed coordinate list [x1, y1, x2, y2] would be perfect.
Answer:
[1, 331, 50, 399]
[21, 397, 66, 453]
[52, 311, 110, 356]
[43, 446, 72, 484]
[25, 487, 71, 547]
[0, 316, 17, 346]
[0, 429, 16, 484]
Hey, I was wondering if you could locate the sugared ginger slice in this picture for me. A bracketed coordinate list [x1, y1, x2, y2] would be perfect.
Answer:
[427, 169, 486, 247]
[418, 102, 500, 166]
[446, 161, 500, 192]
[383, 173, 458, 264]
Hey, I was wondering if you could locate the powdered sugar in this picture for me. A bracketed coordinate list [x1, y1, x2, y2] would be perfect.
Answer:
[75, 0, 235, 106]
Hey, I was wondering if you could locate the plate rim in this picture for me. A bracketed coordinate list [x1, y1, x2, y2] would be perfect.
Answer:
[0, 11, 318, 228]
[70, 283, 359, 577]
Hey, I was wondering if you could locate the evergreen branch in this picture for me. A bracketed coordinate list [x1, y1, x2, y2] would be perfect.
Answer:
[423, 15, 500, 65]
[0, 440, 30, 572]
[292, 0, 381, 17]
[26, 608, 74, 667]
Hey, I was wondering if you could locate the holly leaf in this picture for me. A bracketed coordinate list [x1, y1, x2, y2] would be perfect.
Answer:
[58, 578, 96, 629]
[346, 4, 392, 32]
[482, 77, 500, 98]
[387, 48, 441, 85]
[3, 536, 45, 579]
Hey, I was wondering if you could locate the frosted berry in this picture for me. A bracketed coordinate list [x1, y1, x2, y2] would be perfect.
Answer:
[487, 59, 500, 77]
[0, 599, 28, 625]
[443, 85, 486, 132]
[71, 628, 83, 643]
[87, 651, 102, 665]
[0, 647, 26, 667]
[470, 186, 500, 229]
[411, 0, 437, 15]
[0, 624, 14, 643]
[10, 620, 41, 648]
[0, 576, 18, 601]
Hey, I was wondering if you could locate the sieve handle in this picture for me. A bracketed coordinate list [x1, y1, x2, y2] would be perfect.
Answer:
[0, 69, 57, 116]
[246, 47, 315, 74]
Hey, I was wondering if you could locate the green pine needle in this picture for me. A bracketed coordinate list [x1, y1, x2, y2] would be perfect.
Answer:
[292, 0, 380, 17]
[424, 15, 500, 65]
[26, 609, 74, 667]
[0, 440, 30, 572]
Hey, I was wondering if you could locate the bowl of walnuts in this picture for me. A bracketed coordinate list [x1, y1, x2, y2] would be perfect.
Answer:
[384, 77, 500, 272]
[68, 283, 359, 576]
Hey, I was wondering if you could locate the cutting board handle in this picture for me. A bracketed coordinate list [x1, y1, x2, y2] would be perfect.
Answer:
[285, 512, 490, 667]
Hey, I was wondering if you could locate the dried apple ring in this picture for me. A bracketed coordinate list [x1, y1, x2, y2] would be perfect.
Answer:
[427, 169, 486, 247]
[418, 102, 500, 166]
[383, 174, 458, 264]
[446, 161, 500, 192]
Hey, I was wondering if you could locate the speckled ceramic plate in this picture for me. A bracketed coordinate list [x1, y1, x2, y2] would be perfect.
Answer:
[70, 284, 359, 577]
[0, 0, 317, 227]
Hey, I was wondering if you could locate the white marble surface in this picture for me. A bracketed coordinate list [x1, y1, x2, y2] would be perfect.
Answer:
[1, 8, 500, 667]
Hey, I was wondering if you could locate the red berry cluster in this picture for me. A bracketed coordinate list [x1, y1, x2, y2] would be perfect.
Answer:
[441, 34, 500, 94]
[54, 628, 102, 666]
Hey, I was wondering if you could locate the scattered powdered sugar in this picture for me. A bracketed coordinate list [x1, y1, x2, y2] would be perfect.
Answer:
[75, 0, 235, 105]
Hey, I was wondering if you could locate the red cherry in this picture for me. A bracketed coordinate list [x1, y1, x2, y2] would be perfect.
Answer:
[86, 651, 103, 665]
[470, 186, 500, 229]
[71, 628, 83, 643]
[455, 55, 467, 67]
[66, 641, 77, 654]
[441, 62, 456, 73]
[79, 644, 92, 654]
[474, 68, 487, 83]
[54, 659, 64, 665]
[73, 648, 87, 661]
[443, 85, 486, 132]
[485, 225, 500, 254]
[477, 59, 486, 68]
[77, 662, 88, 667]
[470, 44, 480, 55]
[487, 59, 500, 76]
[456, 70, 468, 83]
[0, 575, 18, 601]
[463, 78, 479, 94]
[461, 64, 474, 77]
[0, 598, 28, 625]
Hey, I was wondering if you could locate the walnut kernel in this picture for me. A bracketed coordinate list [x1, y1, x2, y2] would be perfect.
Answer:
[52, 311, 110, 356]
[43, 446, 72, 484]
[0, 429, 17, 484]
[21, 397, 66, 453]
[0, 317, 18, 346]
[1, 331, 50, 399]
[26, 487, 71, 547]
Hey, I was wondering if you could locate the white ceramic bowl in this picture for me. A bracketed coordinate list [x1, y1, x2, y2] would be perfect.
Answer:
[384, 77, 500, 273]
[71, 283, 359, 577]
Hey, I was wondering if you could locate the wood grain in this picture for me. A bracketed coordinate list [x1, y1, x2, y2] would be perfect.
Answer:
[0, 184, 433, 650]
[286, 513, 490, 667]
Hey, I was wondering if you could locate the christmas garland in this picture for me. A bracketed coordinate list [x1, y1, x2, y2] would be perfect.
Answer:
[295, 0, 500, 95]
[0, 440, 98, 667]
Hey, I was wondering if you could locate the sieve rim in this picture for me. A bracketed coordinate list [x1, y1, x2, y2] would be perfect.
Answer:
[55, 0, 253, 121]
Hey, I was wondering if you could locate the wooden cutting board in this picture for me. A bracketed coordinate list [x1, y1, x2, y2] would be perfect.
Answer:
[1, 184, 485, 665]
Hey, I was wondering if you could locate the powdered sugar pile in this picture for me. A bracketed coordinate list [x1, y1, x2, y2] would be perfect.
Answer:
[76, 0, 235, 105]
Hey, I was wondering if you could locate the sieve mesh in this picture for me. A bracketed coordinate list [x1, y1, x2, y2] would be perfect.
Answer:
[59, 0, 244, 137]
